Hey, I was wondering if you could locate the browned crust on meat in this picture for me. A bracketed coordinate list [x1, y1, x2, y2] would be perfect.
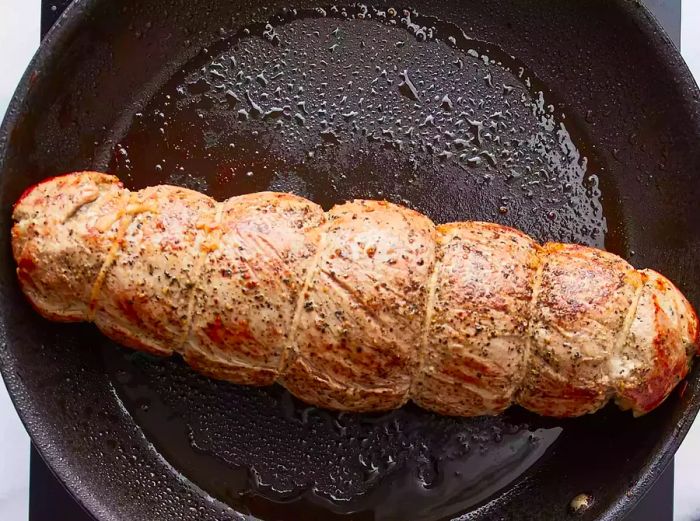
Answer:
[92, 186, 217, 357]
[12, 172, 128, 322]
[11, 172, 699, 418]
[184, 349, 278, 386]
[280, 199, 435, 411]
[517, 243, 641, 417]
[282, 355, 406, 412]
[614, 270, 698, 415]
[412, 222, 539, 416]
[184, 191, 325, 386]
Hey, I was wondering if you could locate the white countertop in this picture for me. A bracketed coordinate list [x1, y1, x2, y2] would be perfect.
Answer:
[1, 1, 699, 520]
[0, 4, 39, 519]
[675, 0, 700, 491]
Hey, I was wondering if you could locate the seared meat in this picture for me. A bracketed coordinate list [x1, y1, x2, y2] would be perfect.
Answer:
[282, 200, 436, 412]
[412, 222, 538, 417]
[11, 172, 699, 417]
[12, 172, 127, 321]
[185, 192, 325, 386]
[519, 244, 642, 417]
[92, 185, 216, 356]
[613, 269, 698, 414]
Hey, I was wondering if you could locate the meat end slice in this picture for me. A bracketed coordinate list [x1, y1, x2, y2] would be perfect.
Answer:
[12, 172, 127, 321]
[411, 222, 539, 416]
[614, 269, 699, 415]
[185, 192, 325, 386]
[281, 200, 435, 412]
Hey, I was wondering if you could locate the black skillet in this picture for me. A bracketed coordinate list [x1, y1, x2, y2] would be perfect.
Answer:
[2, 1, 700, 520]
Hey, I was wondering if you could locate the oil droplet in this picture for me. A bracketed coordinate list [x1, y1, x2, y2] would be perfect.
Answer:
[255, 73, 268, 87]
[441, 94, 454, 112]
[294, 113, 306, 126]
[569, 493, 594, 514]
[225, 89, 241, 104]
[244, 91, 263, 118]
[398, 70, 420, 102]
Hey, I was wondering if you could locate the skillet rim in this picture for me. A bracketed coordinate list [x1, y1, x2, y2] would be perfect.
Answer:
[0, 1, 699, 520]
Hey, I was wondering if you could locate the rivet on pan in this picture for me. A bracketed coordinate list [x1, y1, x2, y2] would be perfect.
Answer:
[569, 493, 594, 515]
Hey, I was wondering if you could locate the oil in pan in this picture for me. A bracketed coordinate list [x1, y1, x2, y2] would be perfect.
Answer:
[103, 4, 623, 520]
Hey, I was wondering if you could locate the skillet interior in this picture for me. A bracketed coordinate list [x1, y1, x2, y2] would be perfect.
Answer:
[1, 1, 700, 520]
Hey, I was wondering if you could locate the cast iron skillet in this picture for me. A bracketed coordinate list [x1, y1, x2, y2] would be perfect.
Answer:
[2, 0, 700, 520]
